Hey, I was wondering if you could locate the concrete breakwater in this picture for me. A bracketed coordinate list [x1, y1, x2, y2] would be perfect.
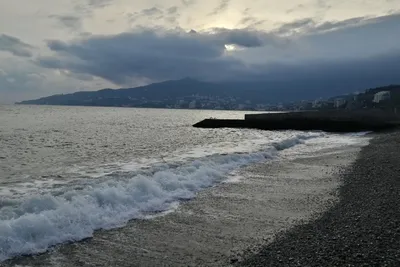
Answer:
[193, 111, 400, 132]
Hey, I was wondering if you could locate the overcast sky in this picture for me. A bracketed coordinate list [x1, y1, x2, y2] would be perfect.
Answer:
[0, 0, 399, 103]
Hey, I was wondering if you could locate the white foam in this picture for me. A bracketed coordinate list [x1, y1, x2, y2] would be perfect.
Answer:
[0, 132, 338, 261]
[279, 133, 371, 159]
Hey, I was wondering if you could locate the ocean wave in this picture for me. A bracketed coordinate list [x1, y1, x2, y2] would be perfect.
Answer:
[0, 133, 319, 262]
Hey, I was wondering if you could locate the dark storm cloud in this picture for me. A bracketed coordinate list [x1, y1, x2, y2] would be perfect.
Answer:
[249, 51, 400, 82]
[38, 29, 253, 83]
[259, 51, 400, 99]
[209, 28, 274, 47]
[0, 34, 34, 57]
[303, 13, 400, 58]
[35, 13, 400, 88]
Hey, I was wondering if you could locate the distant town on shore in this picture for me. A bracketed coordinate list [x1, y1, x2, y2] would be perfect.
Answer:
[284, 85, 399, 112]
[17, 79, 400, 113]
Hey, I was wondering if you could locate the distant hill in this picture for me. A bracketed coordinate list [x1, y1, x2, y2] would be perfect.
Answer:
[16, 78, 400, 109]
[18, 78, 221, 107]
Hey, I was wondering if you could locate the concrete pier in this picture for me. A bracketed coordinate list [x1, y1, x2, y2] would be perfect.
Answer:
[193, 111, 400, 132]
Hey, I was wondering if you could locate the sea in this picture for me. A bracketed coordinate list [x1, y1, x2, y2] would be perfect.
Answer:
[0, 105, 369, 264]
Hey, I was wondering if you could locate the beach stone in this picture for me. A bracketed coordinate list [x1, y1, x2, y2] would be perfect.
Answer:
[239, 131, 400, 267]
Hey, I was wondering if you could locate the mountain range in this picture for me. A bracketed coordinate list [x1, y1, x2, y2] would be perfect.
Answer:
[16, 77, 397, 109]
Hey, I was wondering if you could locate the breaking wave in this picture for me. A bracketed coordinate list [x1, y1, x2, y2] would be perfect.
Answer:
[0, 133, 320, 262]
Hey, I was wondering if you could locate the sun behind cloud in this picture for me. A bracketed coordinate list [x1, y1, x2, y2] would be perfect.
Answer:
[0, 0, 399, 102]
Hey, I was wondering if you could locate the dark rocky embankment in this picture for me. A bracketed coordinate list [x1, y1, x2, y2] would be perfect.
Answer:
[238, 131, 400, 266]
[193, 111, 400, 133]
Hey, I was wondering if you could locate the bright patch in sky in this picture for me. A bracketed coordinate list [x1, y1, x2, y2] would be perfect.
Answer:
[0, 0, 399, 103]
[224, 44, 238, 51]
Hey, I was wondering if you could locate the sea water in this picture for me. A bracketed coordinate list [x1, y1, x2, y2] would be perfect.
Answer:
[0, 105, 368, 262]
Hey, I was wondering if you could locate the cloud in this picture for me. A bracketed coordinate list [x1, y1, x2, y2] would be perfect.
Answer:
[274, 18, 316, 35]
[51, 15, 82, 31]
[0, 0, 397, 104]
[141, 7, 163, 17]
[181, 0, 196, 7]
[73, 0, 114, 18]
[208, 0, 231, 16]
[128, 6, 174, 25]
[316, 0, 332, 10]
[275, 17, 367, 36]
[286, 4, 305, 14]
[264, 51, 400, 100]
[275, 13, 400, 36]
[32, 13, 400, 94]
[209, 28, 278, 47]
[312, 16, 367, 32]
[87, 0, 113, 8]
[37, 28, 256, 84]
[0, 67, 47, 103]
[0, 34, 34, 57]
[168, 6, 179, 15]
[237, 8, 266, 28]
[0, 54, 113, 103]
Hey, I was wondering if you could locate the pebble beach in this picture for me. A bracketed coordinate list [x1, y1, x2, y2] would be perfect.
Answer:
[240, 131, 400, 266]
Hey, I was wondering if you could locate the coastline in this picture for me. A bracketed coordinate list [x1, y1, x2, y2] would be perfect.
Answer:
[239, 131, 400, 266]
[3, 140, 363, 267]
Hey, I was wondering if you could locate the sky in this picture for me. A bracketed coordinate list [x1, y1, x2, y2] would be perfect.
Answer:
[0, 0, 399, 103]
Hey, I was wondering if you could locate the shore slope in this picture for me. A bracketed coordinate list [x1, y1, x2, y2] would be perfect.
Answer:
[3, 142, 361, 266]
[239, 131, 400, 266]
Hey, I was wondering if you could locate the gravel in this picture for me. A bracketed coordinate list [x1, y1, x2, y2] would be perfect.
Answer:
[239, 131, 400, 267]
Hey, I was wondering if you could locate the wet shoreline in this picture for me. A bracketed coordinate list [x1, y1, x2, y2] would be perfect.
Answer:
[3, 143, 362, 266]
[239, 131, 400, 266]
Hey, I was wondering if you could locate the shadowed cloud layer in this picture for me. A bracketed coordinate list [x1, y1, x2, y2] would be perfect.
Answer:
[36, 14, 400, 88]
[0, 0, 399, 103]
[37, 28, 275, 83]
[0, 34, 34, 57]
